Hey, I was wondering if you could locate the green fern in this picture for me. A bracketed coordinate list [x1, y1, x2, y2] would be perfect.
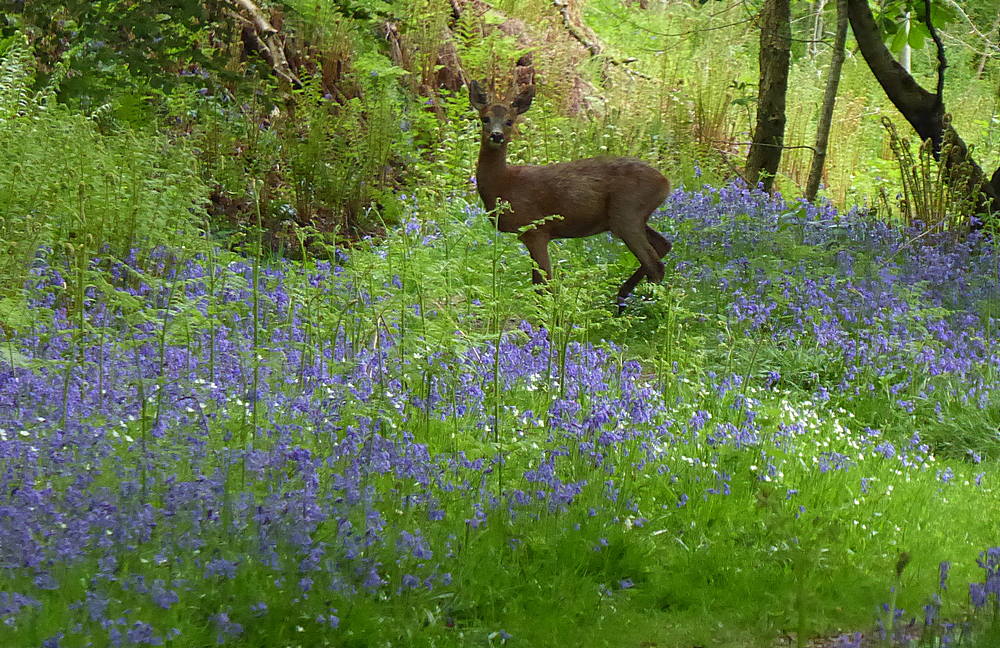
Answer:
[0, 33, 34, 122]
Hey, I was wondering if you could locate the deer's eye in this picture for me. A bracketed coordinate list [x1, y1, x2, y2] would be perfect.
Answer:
[481, 117, 489, 125]
[505, 120, 514, 127]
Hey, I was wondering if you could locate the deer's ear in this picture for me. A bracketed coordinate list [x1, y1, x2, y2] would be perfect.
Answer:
[511, 85, 534, 114]
[469, 80, 488, 111]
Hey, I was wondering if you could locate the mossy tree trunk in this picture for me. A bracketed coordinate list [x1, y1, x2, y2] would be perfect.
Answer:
[745, 0, 791, 193]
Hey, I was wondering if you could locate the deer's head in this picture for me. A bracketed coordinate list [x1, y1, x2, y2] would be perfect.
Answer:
[469, 80, 535, 148]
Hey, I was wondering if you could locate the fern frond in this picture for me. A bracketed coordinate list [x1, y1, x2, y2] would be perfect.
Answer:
[0, 33, 36, 122]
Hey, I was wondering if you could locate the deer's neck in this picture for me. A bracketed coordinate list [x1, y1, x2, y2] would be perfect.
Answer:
[476, 139, 510, 210]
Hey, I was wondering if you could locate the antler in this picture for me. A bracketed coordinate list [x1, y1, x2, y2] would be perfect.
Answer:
[501, 83, 526, 106]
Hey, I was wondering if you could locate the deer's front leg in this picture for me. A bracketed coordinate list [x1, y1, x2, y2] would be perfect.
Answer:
[519, 230, 552, 286]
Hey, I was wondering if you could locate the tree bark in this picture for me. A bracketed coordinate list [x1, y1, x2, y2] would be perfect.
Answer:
[805, 0, 847, 202]
[745, 0, 791, 192]
[845, 0, 938, 143]
[846, 0, 999, 222]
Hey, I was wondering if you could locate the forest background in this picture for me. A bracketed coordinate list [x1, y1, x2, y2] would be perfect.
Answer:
[1, 1, 1000, 647]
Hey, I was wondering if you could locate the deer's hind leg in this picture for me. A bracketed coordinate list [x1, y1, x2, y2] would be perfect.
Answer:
[616, 226, 672, 314]
[612, 221, 663, 282]
[645, 225, 671, 258]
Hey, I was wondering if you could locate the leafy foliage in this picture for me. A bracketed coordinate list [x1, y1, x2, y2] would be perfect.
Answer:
[874, 0, 959, 55]
[0, 37, 207, 302]
[881, 116, 985, 231]
[1, 0, 233, 111]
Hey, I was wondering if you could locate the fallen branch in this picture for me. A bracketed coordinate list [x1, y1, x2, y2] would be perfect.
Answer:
[553, 0, 602, 56]
[552, 0, 651, 79]
[229, 0, 301, 90]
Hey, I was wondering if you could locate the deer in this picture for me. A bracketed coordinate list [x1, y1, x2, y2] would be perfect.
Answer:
[469, 79, 672, 313]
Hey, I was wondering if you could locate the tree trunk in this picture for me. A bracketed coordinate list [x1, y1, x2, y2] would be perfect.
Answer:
[805, 0, 847, 202]
[846, 0, 1000, 222]
[745, 0, 791, 192]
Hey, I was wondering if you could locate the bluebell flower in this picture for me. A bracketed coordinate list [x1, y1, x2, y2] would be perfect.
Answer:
[205, 558, 238, 580]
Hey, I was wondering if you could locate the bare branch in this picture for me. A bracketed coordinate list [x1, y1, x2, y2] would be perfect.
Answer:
[553, 0, 602, 56]
[922, 0, 946, 106]
[229, 0, 301, 90]
[232, 0, 276, 35]
[552, 0, 651, 79]
[939, 0, 1000, 53]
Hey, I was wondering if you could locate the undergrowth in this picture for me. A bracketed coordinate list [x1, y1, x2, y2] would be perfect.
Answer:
[2, 185, 999, 647]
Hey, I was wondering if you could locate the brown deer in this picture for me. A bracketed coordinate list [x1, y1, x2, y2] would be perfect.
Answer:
[469, 80, 672, 313]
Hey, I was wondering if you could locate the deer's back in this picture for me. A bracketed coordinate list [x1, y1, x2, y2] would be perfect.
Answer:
[497, 157, 670, 237]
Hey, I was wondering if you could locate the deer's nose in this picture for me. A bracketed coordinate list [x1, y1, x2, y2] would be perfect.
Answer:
[489, 131, 504, 143]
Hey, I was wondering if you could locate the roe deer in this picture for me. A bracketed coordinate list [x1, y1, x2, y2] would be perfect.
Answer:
[469, 80, 672, 313]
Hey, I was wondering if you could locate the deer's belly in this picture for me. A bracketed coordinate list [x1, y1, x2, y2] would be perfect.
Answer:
[546, 216, 608, 238]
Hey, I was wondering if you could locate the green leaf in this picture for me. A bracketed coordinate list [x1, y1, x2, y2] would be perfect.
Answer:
[907, 21, 929, 49]
[0, 346, 30, 369]
[928, 1, 958, 27]
[0, 34, 17, 56]
[0, 296, 32, 341]
[354, 50, 408, 79]
[484, 10, 506, 25]
[888, 26, 909, 55]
